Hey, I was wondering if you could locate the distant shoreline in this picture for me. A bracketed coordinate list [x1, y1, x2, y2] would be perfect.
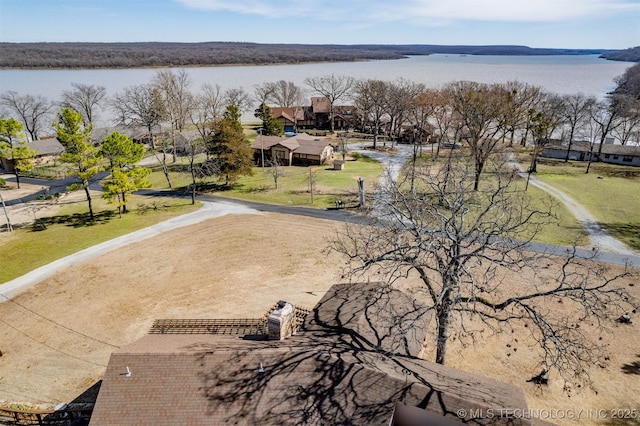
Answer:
[0, 42, 630, 70]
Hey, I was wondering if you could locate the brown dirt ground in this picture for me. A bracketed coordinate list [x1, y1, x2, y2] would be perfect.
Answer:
[0, 183, 639, 425]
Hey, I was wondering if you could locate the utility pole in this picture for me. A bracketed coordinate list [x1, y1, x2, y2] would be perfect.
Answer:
[309, 168, 314, 204]
[259, 127, 265, 170]
[0, 191, 12, 232]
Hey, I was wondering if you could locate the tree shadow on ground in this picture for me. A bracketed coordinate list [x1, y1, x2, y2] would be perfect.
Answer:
[621, 354, 640, 375]
[195, 182, 233, 192]
[30, 211, 116, 231]
[601, 222, 640, 251]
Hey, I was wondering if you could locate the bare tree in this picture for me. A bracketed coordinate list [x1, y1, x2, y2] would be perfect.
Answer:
[386, 78, 425, 142]
[559, 93, 596, 162]
[611, 95, 640, 146]
[190, 83, 224, 149]
[499, 81, 542, 146]
[587, 99, 623, 173]
[265, 158, 285, 189]
[611, 62, 640, 100]
[352, 79, 389, 149]
[266, 80, 305, 132]
[412, 88, 454, 159]
[527, 91, 564, 174]
[253, 82, 275, 107]
[111, 84, 165, 150]
[304, 74, 354, 133]
[153, 69, 192, 132]
[0, 91, 54, 140]
[448, 81, 507, 191]
[328, 156, 634, 388]
[268, 80, 305, 108]
[183, 134, 206, 205]
[223, 87, 252, 114]
[60, 83, 107, 126]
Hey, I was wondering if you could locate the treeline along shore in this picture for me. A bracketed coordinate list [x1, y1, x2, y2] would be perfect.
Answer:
[0, 42, 632, 69]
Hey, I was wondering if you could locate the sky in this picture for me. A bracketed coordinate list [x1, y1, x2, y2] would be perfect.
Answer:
[0, 0, 638, 49]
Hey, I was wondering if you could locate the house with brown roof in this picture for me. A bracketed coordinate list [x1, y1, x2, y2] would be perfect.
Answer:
[270, 97, 359, 132]
[250, 133, 334, 166]
[309, 96, 358, 131]
[90, 283, 535, 425]
[270, 107, 308, 133]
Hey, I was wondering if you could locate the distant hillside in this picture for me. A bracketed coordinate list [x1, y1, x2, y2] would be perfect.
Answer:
[0, 42, 620, 69]
[600, 46, 640, 62]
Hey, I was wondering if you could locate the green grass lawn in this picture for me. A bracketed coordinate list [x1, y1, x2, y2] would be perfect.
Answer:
[213, 158, 382, 208]
[510, 178, 588, 246]
[148, 155, 384, 209]
[519, 157, 640, 250]
[0, 195, 200, 284]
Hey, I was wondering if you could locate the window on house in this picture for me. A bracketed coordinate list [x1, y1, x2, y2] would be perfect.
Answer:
[275, 150, 285, 159]
[623, 156, 633, 162]
[604, 154, 611, 159]
[613, 155, 619, 160]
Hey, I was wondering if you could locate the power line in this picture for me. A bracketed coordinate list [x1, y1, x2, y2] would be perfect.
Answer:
[0, 293, 119, 348]
[0, 319, 108, 368]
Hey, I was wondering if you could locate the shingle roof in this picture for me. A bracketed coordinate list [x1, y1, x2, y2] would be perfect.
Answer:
[544, 140, 640, 156]
[29, 138, 64, 156]
[250, 133, 330, 156]
[90, 283, 532, 425]
[271, 107, 304, 122]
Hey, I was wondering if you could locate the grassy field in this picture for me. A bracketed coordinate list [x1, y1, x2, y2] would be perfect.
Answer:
[0, 195, 200, 283]
[525, 158, 640, 250]
[148, 154, 384, 209]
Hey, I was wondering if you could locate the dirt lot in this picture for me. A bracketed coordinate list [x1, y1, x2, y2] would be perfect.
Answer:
[0, 182, 638, 425]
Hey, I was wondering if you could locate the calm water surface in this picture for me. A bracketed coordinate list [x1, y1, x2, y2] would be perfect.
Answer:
[0, 55, 633, 126]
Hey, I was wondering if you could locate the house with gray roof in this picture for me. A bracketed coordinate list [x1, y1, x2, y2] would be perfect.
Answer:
[0, 137, 64, 172]
[541, 140, 640, 167]
[90, 283, 535, 425]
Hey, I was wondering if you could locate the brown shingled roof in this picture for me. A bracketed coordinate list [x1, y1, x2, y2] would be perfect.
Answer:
[90, 283, 533, 425]
[250, 133, 331, 156]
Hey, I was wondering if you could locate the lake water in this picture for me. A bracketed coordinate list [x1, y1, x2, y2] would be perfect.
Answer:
[0, 54, 634, 127]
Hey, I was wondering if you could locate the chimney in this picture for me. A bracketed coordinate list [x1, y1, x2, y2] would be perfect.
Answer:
[267, 301, 296, 340]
